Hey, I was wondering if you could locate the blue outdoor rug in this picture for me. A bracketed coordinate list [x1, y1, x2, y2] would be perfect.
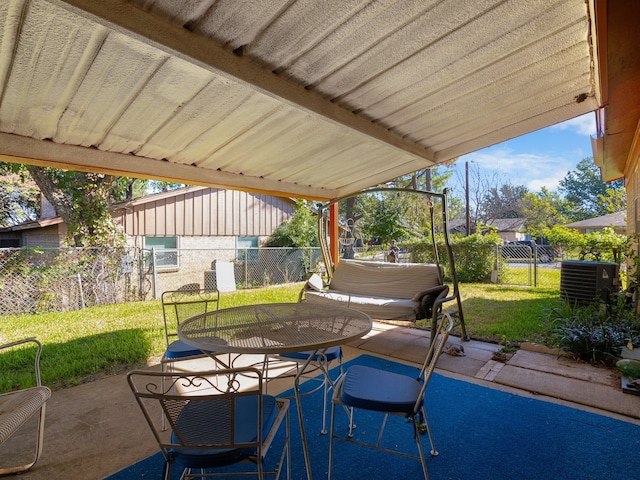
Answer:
[106, 354, 640, 480]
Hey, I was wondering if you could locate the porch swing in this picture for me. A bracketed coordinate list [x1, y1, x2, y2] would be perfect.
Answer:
[300, 187, 468, 341]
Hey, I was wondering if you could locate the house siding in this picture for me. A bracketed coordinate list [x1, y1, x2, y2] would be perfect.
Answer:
[1, 187, 295, 249]
[16, 224, 66, 248]
[113, 187, 294, 238]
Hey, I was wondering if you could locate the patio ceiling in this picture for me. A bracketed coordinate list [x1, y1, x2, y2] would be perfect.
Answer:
[0, 0, 603, 200]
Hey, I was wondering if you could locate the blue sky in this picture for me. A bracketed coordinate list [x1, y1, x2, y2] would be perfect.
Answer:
[454, 112, 597, 194]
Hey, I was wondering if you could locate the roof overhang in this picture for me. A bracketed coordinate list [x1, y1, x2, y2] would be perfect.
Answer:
[594, 0, 640, 182]
[0, 215, 63, 232]
[0, 0, 601, 199]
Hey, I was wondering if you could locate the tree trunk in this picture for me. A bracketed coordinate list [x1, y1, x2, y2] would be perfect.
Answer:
[27, 166, 119, 246]
[27, 166, 75, 224]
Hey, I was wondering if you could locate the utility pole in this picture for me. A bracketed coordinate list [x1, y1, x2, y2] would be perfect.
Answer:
[465, 161, 470, 236]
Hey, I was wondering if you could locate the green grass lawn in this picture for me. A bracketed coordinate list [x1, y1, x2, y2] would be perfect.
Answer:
[454, 283, 560, 344]
[0, 281, 561, 392]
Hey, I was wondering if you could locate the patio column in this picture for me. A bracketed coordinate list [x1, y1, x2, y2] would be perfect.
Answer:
[329, 202, 339, 265]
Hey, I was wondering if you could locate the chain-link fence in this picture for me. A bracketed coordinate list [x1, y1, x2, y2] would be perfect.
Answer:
[147, 247, 323, 297]
[0, 247, 145, 315]
[496, 243, 618, 287]
[0, 247, 324, 316]
[499, 243, 565, 286]
[354, 242, 595, 287]
[0, 243, 612, 316]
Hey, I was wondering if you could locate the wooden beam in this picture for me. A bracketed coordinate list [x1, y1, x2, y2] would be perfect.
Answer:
[0, 132, 335, 200]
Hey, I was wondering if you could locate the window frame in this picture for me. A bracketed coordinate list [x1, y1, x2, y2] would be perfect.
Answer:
[237, 236, 259, 262]
[145, 236, 179, 270]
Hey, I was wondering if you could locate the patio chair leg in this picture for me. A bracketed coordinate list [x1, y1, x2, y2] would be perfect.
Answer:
[347, 406, 355, 437]
[413, 418, 431, 480]
[419, 407, 438, 456]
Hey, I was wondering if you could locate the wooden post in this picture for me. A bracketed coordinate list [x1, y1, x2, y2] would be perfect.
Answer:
[329, 202, 339, 265]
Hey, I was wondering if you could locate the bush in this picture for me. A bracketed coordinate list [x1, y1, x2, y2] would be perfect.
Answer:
[548, 295, 640, 365]
[448, 232, 502, 283]
[410, 232, 501, 283]
[449, 242, 497, 283]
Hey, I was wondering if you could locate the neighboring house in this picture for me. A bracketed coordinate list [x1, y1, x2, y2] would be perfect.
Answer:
[0, 186, 297, 295]
[484, 218, 528, 243]
[0, 186, 296, 252]
[0, 216, 66, 248]
[112, 186, 295, 257]
[566, 211, 627, 235]
[446, 218, 526, 240]
[447, 219, 470, 236]
[0, 193, 68, 247]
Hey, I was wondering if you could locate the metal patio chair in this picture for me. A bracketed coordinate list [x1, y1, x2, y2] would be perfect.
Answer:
[328, 313, 455, 480]
[161, 288, 221, 370]
[128, 367, 290, 480]
[261, 292, 345, 434]
[160, 288, 223, 429]
[270, 345, 343, 434]
[0, 337, 51, 476]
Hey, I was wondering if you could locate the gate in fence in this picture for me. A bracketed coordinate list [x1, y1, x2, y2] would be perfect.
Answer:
[499, 243, 563, 286]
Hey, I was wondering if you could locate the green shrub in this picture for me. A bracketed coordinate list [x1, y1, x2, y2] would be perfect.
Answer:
[548, 295, 640, 365]
[450, 242, 497, 283]
[409, 232, 501, 283]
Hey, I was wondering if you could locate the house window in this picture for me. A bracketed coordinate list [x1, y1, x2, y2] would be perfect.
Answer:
[237, 236, 258, 262]
[145, 236, 178, 268]
[0, 239, 20, 248]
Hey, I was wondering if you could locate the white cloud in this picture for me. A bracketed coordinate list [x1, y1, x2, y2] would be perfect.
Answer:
[527, 175, 566, 192]
[462, 148, 572, 192]
[455, 114, 596, 196]
[550, 113, 596, 136]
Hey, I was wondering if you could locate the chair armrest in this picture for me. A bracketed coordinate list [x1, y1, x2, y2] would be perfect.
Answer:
[298, 273, 325, 302]
[0, 337, 45, 387]
[431, 290, 455, 316]
[428, 290, 462, 335]
[415, 285, 449, 320]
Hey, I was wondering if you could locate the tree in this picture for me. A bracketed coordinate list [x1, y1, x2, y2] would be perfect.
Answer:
[28, 166, 123, 247]
[599, 186, 627, 214]
[264, 200, 318, 247]
[393, 165, 454, 193]
[558, 157, 625, 220]
[0, 169, 40, 226]
[479, 183, 529, 220]
[2, 162, 182, 247]
[521, 188, 569, 236]
[363, 192, 413, 243]
[351, 164, 459, 241]
[451, 161, 503, 231]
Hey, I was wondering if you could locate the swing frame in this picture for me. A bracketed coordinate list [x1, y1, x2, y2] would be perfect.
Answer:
[314, 187, 467, 341]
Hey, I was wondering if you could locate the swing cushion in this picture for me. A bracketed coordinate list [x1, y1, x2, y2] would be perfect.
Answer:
[303, 260, 444, 321]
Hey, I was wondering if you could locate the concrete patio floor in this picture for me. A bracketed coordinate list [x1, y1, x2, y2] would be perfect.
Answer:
[2, 321, 639, 479]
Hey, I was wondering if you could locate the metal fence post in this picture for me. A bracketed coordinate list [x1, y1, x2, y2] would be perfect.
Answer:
[151, 247, 158, 299]
[491, 243, 502, 284]
[76, 273, 85, 310]
[244, 248, 248, 288]
[533, 243, 538, 287]
[138, 247, 145, 301]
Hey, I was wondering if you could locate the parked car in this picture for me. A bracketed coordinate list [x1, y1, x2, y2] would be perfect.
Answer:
[502, 240, 558, 263]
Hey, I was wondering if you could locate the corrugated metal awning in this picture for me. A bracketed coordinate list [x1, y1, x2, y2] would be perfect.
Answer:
[0, 0, 602, 199]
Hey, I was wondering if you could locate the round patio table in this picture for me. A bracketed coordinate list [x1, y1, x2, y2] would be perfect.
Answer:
[178, 302, 372, 480]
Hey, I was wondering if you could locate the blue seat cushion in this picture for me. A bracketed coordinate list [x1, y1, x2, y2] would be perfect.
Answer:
[169, 395, 278, 469]
[279, 346, 342, 362]
[164, 340, 204, 360]
[340, 365, 422, 414]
